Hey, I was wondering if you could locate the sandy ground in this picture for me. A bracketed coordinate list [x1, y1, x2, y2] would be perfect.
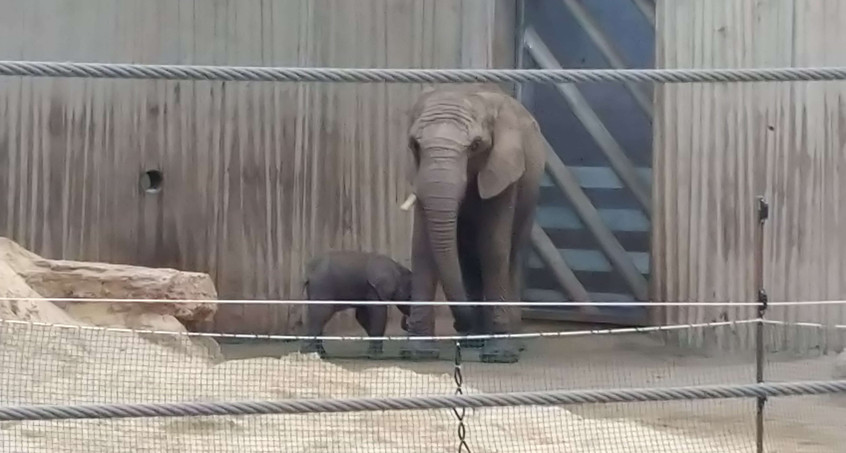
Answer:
[221, 317, 846, 453]
[2, 313, 843, 452]
[0, 318, 767, 453]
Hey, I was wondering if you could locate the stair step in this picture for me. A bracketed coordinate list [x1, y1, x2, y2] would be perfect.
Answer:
[536, 205, 649, 232]
[527, 249, 649, 275]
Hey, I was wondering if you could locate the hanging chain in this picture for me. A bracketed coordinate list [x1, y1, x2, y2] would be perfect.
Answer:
[453, 341, 471, 453]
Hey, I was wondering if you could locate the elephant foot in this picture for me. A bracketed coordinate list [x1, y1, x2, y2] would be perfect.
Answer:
[299, 340, 327, 358]
[453, 318, 486, 349]
[479, 338, 520, 364]
[459, 337, 525, 351]
[399, 340, 440, 361]
[458, 337, 485, 349]
[366, 340, 384, 359]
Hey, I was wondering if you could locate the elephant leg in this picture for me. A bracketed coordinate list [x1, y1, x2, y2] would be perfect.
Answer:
[478, 189, 517, 333]
[354, 306, 371, 331]
[506, 245, 528, 354]
[401, 206, 441, 360]
[456, 215, 484, 348]
[362, 306, 388, 357]
[477, 187, 520, 363]
[299, 305, 334, 357]
[507, 182, 540, 353]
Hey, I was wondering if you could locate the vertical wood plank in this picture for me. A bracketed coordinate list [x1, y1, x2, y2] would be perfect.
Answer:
[655, 0, 846, 352]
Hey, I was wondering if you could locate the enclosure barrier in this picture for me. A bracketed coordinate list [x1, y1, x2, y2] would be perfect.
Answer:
[0, 310, 763, 342]
[6, 295, 846, 307]
[2, 377, 846, 421]
[1, 311, 846, 452]
[4, 58, 846, 451]
[2, 60, 846, 84]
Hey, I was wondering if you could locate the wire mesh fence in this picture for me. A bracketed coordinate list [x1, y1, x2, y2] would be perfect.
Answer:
[1, 5, 845, 451]
[457, 325, 757, 453]
[0, 319, 457, 452]
[761, 322, 846, 453]
[2, 314, 845, 452]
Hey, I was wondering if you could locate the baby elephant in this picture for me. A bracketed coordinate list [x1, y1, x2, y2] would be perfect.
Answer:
[300, 251, 412, 357]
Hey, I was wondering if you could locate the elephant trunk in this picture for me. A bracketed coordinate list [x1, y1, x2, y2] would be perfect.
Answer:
[425, 207, 466, 302]
[416, 154, 468, 303]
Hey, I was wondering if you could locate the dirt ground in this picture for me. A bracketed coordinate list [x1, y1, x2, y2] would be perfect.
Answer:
[220, 316, 846, 453]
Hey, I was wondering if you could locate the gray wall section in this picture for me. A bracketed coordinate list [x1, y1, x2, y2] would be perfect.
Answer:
[0, 0, 515, 335]
[654, 0, 846, 353]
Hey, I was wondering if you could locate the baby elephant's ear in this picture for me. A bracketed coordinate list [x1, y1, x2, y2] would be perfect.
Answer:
[367, 270, 399, 301]
[477, 105, 526, 199]
[395, 266, 413, 301]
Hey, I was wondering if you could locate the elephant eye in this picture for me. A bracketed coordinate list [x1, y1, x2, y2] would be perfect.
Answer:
[409, 138, 421, 162]
[468, 137, 482, 152]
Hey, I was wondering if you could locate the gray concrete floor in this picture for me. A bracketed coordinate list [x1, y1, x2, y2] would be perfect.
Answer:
[220, 317, 846, 453]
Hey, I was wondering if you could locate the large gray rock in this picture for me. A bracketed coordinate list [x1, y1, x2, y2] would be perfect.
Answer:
[0, 260, 83, 325]
[0, 237, 218, 331]
[0, 237, 221, 360]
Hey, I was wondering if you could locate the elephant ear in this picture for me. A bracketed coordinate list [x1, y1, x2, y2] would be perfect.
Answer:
[394, 266, 413, 301]
[477, 104, 526, 199]
[367, 267, 400, 301]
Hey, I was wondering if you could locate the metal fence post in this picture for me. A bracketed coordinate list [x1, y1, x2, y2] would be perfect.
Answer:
[755, 196, 769, 453]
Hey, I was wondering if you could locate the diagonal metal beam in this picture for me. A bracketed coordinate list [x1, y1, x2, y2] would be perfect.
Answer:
[530, 222, 591, 304]
[515, 1, 592, 308]
[514, 0, 528, 102]
[630, 0, 656, 27]
[524, 28, 652, 216]
[541, 138, 649, 301]
[560, 0, 653, 118]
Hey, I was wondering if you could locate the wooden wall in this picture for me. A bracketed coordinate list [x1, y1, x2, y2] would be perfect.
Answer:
[0, 0, 516, 334]
[653, 0, 846, 352]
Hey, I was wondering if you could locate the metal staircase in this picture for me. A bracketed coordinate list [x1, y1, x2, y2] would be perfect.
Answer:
[518, 0, 656, 325]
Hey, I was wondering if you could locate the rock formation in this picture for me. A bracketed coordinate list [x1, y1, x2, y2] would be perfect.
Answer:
[0, 259, 83, 325]
[0, 237, 221, 359]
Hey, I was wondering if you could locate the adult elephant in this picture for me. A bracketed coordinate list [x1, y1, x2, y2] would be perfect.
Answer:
[399, 84, 546, 364]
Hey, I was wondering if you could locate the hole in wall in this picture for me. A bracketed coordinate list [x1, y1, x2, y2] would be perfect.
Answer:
[140, 169, 164, 194]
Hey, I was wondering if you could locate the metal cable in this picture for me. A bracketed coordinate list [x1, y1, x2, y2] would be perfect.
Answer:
[1, 380, 844, 421]
[0, 296, 774, 306]
[762, 319, 846, 330]
[6, 296, 846, 306]
[0, 318, 760, 342]
[2, 60, 846, 84]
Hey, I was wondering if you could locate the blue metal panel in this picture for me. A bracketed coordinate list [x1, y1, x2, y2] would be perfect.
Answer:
[520, 0, 654, 325]
[536, 206, 650, 232]
[540, 167, 653, 190]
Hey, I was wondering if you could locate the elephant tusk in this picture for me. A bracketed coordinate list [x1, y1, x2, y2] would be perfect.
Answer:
[400, 193, 417, 211]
